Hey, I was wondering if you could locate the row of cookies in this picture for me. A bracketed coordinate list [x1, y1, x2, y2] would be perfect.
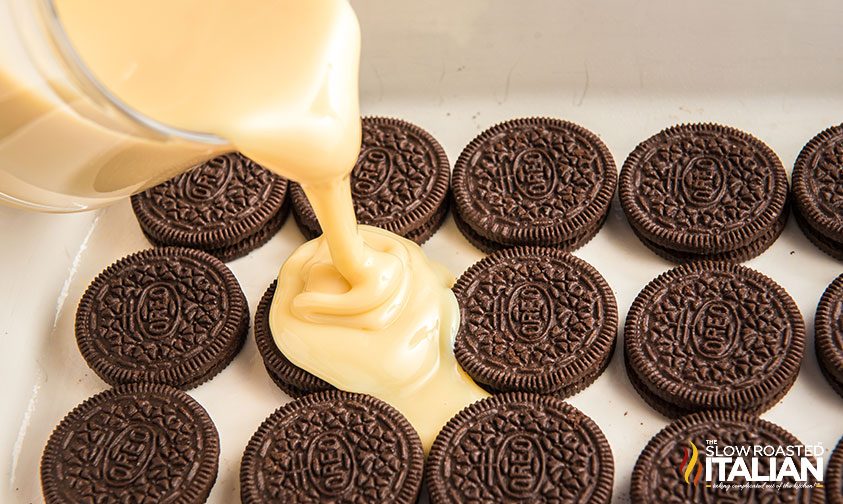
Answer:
[242, 389, 840, 503]
[40, 243, 842, 502]
[253, 244, 842, 418]
[41, 372, 840, 502]
[128, 117, 453, 261]
[129, 117, 841, 264]
[452, 118, 843, 262]
[44, 246, 428, 503]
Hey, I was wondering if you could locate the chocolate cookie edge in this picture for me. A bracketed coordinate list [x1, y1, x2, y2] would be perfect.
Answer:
[624, 261, 805, 413]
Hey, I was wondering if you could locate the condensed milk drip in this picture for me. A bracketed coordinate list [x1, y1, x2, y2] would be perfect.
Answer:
[56, 0, 487, 449]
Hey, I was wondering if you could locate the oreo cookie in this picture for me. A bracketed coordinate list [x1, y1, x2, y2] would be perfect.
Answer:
[240, 390, 424, 504]
[815, 274, 843, 398]
[41, 383, 219, 504]
[624, 262, 804, 417]
[290, 117, 450, 244]
[132, 152, 290, 261]
[426, 392, 614, 504]
[454, 247, 617, 397]
[619, 123, 788, 262]
[631, 410, 824, 503]
[452, 118, 616, 252]
[76, 247, 248, 390]
[828, 438, 843, 504]
[792, 124, 843, 260]
[254, 280, 334, 397]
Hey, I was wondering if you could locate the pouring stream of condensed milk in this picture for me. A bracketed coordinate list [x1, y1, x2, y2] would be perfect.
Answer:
[55, 0, 488, 449]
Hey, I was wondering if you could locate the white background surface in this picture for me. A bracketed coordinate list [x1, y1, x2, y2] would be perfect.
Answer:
[2, 1, 843, 502]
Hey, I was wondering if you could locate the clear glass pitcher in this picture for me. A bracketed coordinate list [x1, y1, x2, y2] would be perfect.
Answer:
[0, 0, 228, 212]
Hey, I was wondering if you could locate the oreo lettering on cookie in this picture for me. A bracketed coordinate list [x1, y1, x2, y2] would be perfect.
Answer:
[454, 247, 617, 397]
[75, 247, 248, 390]
[624, 262, 804, 417]
[41, 383, 219, 504]
[620, 123, 788, 262]
[240, 390, 424, 504]
[452, 117, 616, 252]
[426, 393, 614, 504]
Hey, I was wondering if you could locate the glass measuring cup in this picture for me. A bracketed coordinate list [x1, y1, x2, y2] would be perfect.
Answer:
[0, 0, 229, 212]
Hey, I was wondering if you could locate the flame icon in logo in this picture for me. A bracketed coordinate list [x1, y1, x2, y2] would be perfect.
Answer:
[679, 440, 703, 485]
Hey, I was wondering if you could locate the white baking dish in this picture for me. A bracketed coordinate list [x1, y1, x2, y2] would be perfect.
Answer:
[2, 0, 842, 501]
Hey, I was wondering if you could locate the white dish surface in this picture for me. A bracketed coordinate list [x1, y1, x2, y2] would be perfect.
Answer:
[3, 1, 843, 501]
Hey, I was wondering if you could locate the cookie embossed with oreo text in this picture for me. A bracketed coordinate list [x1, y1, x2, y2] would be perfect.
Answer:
[132, 152, 289, 261]
[452, 117, 616, 252]
[291, 116, 450, 244]
[76, 247, 248, 390]
[619, 123, 788, 262]
[624, 261, 804, 417]
[41, 383, 220, 504]
[454, 246, 617, 397]
[240, 390, 424, 504]
[631, 410, 824, 503]
[426, 393, 614, 504]
[792, 123, 843, 260]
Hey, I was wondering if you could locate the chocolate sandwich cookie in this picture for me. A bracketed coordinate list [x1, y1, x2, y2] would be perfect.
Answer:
[454, 247, 617, 397]
[630, 410, 824, 503]
[290, 116, 450, 244]
[624, 262, 804, 417]
[132, 152, 289, 261]
[41, 383, 219, 504]
[452, 117, 616, 252]
[815, 274, 843, 398]
[76, 247, 248, 390]
[620, 123, 788, 262]
[828, 438, 843, 504]
[240, 390, 424, 504]
[254, 280, 334, 397]
[792, 124, 843, 260]
[426, 392, 614, 504]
